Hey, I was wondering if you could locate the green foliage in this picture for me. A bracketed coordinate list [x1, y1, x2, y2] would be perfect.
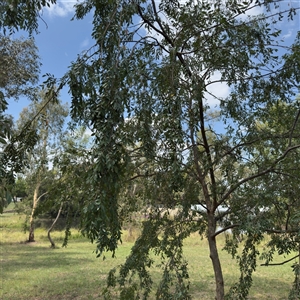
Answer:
[104, 214, 193, 299]
[227, 233, 263, 299]
[0, 34, 40, 212]
[0, 34, 40, 100]
[0, 0, 56, 34]
[289, 262, 300, 299]
[12, 177, 27, 199]
[51, 126, 93, 246]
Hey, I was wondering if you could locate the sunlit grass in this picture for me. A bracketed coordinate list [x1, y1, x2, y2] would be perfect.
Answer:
[0, 208, 297, 299]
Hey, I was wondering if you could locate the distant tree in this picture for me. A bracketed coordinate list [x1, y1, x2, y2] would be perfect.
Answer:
[24, 126, 93, 247]
[0, 34, 39, 101]
[12, 176, 27, 201]
[16, 90, 68, 242]
[51, 126, 92, 246]
[0, 34, 39, 212]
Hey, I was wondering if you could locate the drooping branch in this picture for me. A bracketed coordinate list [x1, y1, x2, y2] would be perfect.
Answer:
[261, 254, 300, 266]
[11, 80, 65, 144]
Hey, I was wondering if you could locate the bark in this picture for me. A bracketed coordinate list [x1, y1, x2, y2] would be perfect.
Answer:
[47, 202, 63, 248]
[208, 213, 225, 300]
[28, 183, 48, 243]
[28, 182, 40, 242]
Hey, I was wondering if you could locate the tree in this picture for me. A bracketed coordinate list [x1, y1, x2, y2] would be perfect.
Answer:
[46, 126, 93, 247]
[12, 176, 27, 201]
[64, 1, 300, 299]
[4, 0, 300, 298]
[63, 1, 300, 299]
[16, 90, 68, 242]
[0, 34, 40, 212]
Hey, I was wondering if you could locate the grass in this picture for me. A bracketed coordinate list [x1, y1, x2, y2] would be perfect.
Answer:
[0, 204, 297, 299]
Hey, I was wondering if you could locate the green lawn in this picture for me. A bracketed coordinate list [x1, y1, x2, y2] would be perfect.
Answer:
[0, 208, 296, 299]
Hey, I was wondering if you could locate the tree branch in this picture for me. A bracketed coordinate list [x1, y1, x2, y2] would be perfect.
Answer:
[265, 228, 299, 234]
[261, 254, 300, 266]
[36, 191, 48, 204]
[220, 144, 300, 204]
[213, 223, 241, 238]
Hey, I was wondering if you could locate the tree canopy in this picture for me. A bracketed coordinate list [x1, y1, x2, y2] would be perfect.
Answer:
[0, 34, 40, 212]
[0, 0, 56, 34]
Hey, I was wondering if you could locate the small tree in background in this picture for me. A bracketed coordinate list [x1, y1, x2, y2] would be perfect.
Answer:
[0, 34, 40, 212]
[16, 90, 68, 242]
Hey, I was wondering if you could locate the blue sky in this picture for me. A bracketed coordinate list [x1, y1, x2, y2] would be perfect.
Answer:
[7, 2, 93, 120]
[6, 0, 300, 123]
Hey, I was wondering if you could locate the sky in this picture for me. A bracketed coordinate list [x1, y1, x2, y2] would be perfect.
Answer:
[5, 0, 300, 123]
[7, 1, 93, 120]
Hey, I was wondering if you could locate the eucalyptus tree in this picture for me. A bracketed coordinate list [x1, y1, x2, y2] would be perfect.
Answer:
[0, 34, 39, 212]
[62, 1, 300, 299]
[16, 90, 68, 242]
[49, 126, 93, 247]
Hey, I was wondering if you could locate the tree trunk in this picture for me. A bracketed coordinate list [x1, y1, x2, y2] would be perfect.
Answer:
[208, 213, 225, 300]
[28, 183, 48, 243]
[28, 183, 40, 242]
[47, 202, 63, 248]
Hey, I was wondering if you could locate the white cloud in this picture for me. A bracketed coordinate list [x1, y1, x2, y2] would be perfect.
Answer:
[282, 29, 293, 39]
[43, 1, 76, 18]
[204, 71, 230, 107]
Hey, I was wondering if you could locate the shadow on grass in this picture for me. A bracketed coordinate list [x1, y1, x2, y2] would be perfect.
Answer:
[0, 213, 16, 218]
[1, 242, 97, 275]
[35, 217, 81, 231]
[1, 241, 129, 300]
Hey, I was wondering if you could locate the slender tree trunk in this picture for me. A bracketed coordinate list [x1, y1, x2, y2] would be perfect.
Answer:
[28, 182, 40, 242]
[28, 183, 48, 243]
[208, 213, 225, 300]
[47, 202, 64, 248]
